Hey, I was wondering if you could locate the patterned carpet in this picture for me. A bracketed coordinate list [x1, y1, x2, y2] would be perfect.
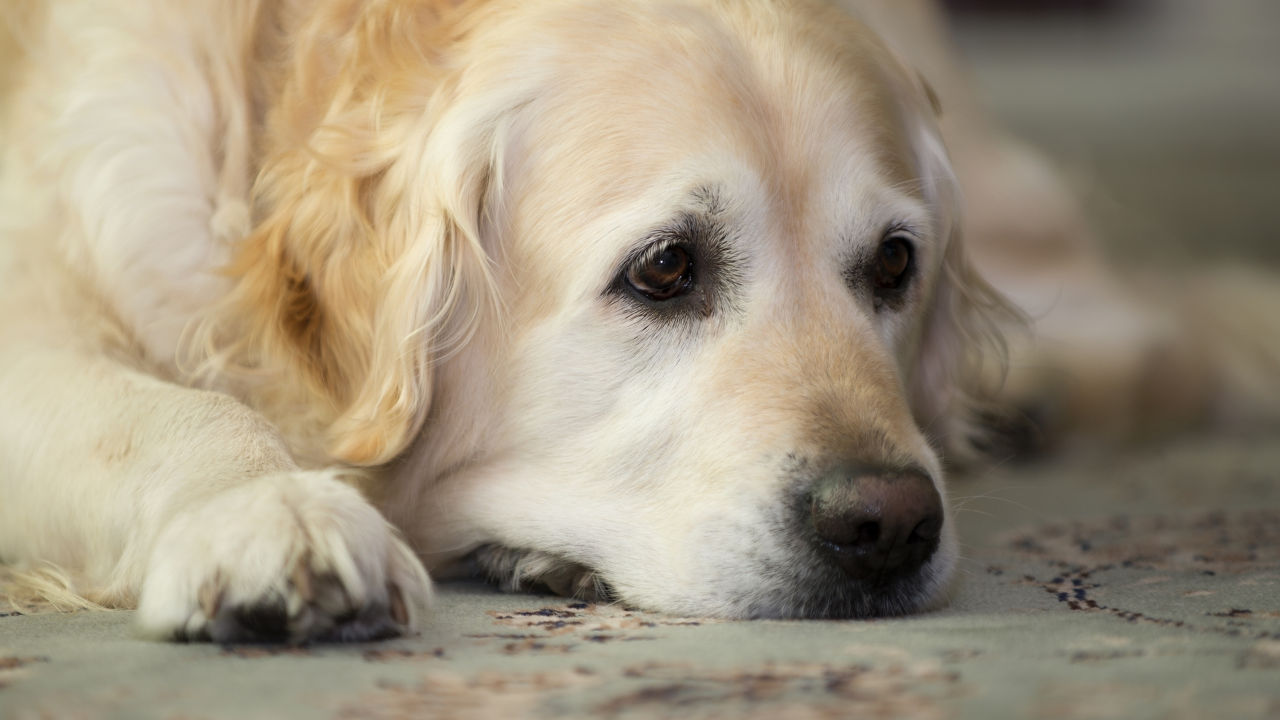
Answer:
[4, 430, 1279, 719]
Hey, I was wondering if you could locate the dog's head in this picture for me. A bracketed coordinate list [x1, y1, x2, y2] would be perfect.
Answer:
[216, 0, 1005, 618]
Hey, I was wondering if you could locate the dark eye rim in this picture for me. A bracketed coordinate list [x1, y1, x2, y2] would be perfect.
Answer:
[623, 242, 696, 303]
[874, 234, 914, 290]
[605, 209, 742, 321]
[866, 230, 918, 311]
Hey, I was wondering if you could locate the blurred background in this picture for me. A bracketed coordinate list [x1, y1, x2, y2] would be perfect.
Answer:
[943, 0, 1280, 267]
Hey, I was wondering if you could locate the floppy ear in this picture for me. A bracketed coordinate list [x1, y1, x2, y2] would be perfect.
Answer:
[195, 0, 495, 466]
[899, 78, 1021, 464]
[909, 222, 1017, 464]
[917, 71, 943, 118]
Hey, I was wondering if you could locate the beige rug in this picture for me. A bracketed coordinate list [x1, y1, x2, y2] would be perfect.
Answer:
[3, 429, 1279, 719]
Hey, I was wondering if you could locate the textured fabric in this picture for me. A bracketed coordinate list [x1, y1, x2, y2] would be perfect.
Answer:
[3, 431, 1279, 719]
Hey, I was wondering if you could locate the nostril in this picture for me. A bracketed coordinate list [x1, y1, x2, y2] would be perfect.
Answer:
[907, 515, 942, 544]
[806, 463, 944, 582]
[855, 521, 880, 546]
[810, 492, 881, 547]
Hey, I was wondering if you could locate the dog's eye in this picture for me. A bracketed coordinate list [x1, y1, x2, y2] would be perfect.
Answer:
[873, 237, 912, 291]
[627, 245, 693, 301]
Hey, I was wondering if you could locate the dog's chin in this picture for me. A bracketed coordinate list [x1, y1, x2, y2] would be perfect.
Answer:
[735, 520, 956, 620]
[469, 543, 950, 620]
[737, 557, 951, 620]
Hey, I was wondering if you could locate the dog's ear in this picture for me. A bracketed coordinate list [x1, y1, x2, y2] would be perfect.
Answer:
[908, 224, 1017, 464]
[918, 71, 943, 118]
[196, 0, 495, 466]
[897, 91, 1020, 465]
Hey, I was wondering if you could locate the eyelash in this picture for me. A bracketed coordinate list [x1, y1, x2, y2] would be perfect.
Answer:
[608, 217, 741, 320]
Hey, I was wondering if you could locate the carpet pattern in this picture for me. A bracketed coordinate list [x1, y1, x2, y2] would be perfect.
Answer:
[3, 431, 1279, 719]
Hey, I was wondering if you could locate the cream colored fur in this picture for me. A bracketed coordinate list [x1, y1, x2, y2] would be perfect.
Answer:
[0, 0, 1270, 639]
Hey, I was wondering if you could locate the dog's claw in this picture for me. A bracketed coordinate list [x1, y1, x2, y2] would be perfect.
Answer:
[291, 560, 314, 603]
[198, 574, 223, 620]
[135, 471, 431, 644]
[389, 582, 410, 626]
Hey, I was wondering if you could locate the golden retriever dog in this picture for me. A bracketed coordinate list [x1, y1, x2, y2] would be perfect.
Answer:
[0, 0, 1275, 642]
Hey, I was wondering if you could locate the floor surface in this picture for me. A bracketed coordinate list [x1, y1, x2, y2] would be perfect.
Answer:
[4, 430, 1280, 719]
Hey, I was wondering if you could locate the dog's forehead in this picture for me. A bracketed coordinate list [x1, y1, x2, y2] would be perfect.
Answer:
[494, 0, 923, 254]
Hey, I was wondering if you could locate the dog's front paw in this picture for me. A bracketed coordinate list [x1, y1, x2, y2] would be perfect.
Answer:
[136, 471, 430, 643]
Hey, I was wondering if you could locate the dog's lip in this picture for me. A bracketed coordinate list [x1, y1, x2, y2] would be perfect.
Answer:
[814, 538, 936, 588]
[468, 540, 940, 619]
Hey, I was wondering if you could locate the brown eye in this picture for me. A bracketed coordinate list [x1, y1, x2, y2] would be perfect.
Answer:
[873, 237, 911, 290]
[627, 245, 692, 301]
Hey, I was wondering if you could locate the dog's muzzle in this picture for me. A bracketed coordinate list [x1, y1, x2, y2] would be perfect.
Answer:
[472, 461, 949, 619]
[807, 462, 943, 585]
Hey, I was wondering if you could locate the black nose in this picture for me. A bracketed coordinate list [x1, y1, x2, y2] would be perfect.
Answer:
[809, 463, 943, 583]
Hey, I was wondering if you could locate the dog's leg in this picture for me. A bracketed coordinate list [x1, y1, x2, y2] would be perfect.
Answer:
[0, 333, 429, 642]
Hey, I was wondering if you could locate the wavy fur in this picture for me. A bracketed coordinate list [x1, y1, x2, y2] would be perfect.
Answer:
[4, 0, 1260, 637]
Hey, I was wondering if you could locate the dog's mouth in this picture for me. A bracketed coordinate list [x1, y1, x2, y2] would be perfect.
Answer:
[465, 541, 945, 619]
[470, 545, 616, 603]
